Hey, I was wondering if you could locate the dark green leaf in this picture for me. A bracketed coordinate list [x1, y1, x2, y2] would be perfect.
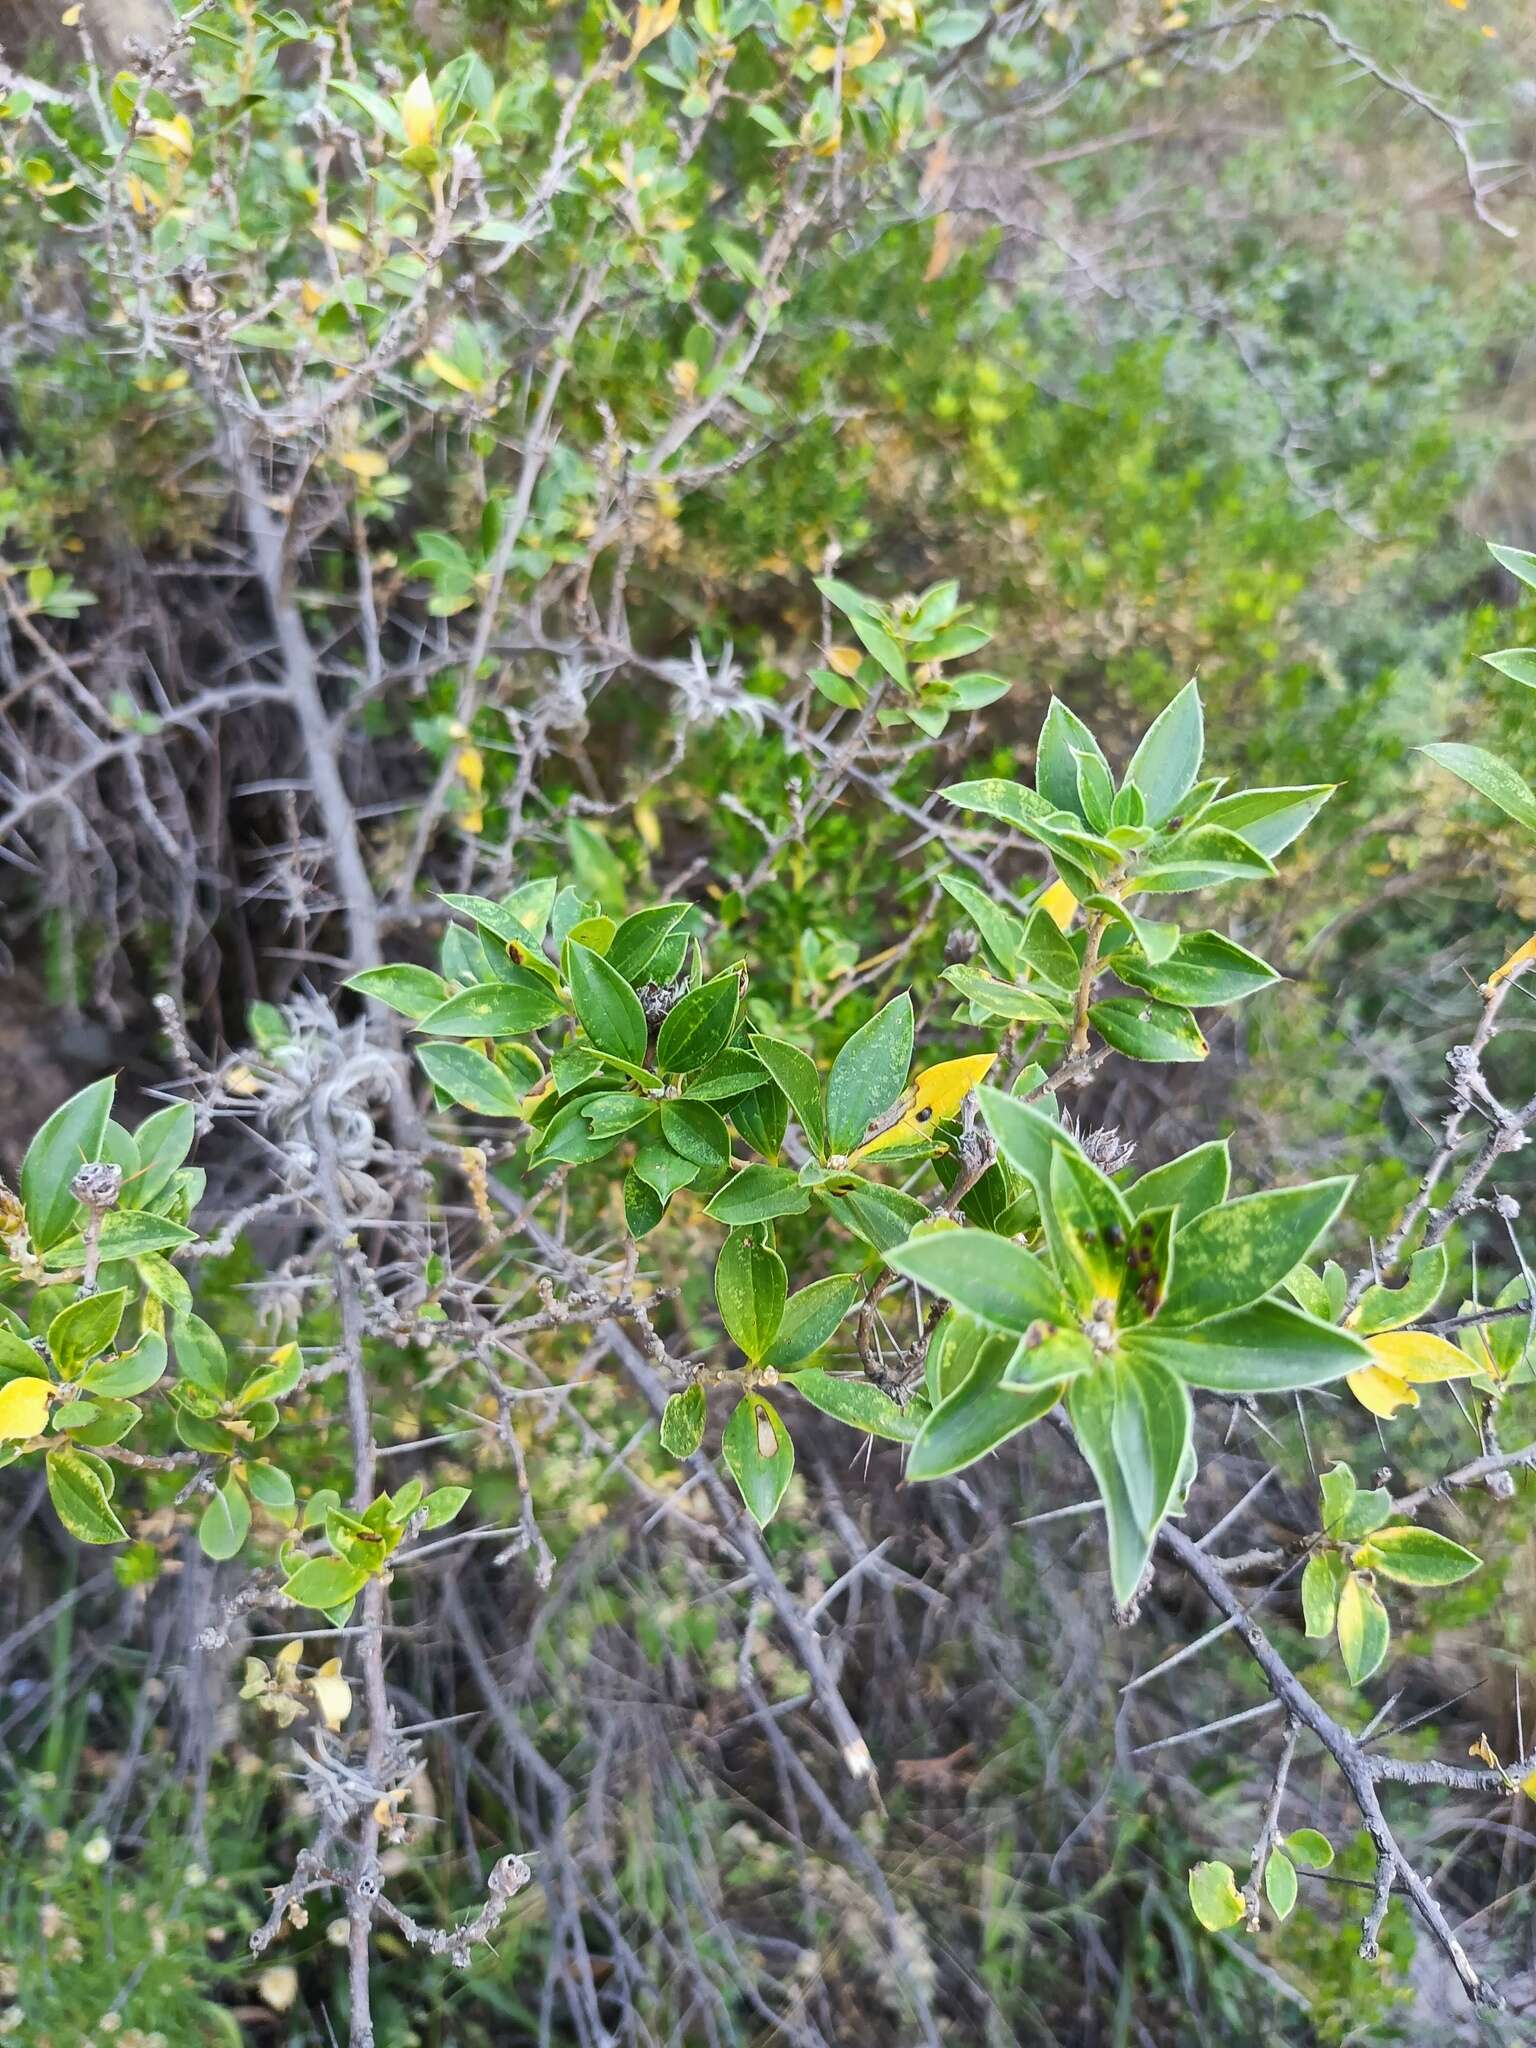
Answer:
[46, 1446, 127, 1544]
[761, 1275, 861, 1368]
[1126, 1141, 1230, 1223]
[788, 1369, 922, 1441]
[199, 1477, 251, 1561]
[568, 943, 649, 1064]
[906, 1327, 1059, 1480]
[48, 1289, 127, 1376]
[659, 1099, 731, 1169]
[884, 1227, 1068, 1335]
[715, 1233, 786, 1362]
[1124, 1300, 1368, 1392]
[1089, 997, 1207, 1062]
[826, 994, 913, 1156]
[417, 1042, 525, 1116]
[657, 971, 741, 1073]
[344, 964, 452, 1020]
[21, 1077, 114, 1252]
[706, 1165, 810, 1226]
[660, 1383, 707, 1458]
[1069, 1353, 1191, 1607]
[1125, 680, 1203, 825]
[1115, 932, 1278, 1007]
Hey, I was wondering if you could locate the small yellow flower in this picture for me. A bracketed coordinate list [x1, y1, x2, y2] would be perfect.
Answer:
[1347, 1328, 1475, 1419]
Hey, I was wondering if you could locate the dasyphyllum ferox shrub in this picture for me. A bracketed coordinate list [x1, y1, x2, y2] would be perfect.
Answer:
[5, 546, 1536, 2025]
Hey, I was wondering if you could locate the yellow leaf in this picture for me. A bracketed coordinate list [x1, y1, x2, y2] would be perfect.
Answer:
[300, 279, 325, 314]
[311, 1660, 353, 1731]
[827, 644, 863, 678]
[1483, 930, 1536, 997]
[1038, 880, 1077, 930]
[338, 448, 389, 481]
[842, 18, 885, 68]
[630, 0, 681, 57]
[275, 1638, 304, 1675]
[421, 349, 481, 395]
[1346, 1365, 1419, 1419]
[852, 1053, 996, 1159]
[144, 115, 193, 160]
[61, 4, 82, 23]
[400, 73, 437, 152]
[0, 1375, 54, 1442]
[1368, 1329, 1475, 1385]
[1470, 1732, 1500, 1769]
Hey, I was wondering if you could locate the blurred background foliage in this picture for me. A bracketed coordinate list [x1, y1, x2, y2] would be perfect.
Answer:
[4, 0, 1536, 2041]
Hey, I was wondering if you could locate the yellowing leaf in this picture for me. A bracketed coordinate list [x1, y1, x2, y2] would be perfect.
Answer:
[852, 1053, 995, 1159]
[421, 350, 481, 395]
[630, 0, 681, 57]
[1470, 1732, 1500, 1769]
[827, 644, 863, 678]
[311, 1659, 353, 1731]
[338, 448, 389, 481]
[61, 4, 83, 23]
[1484, 930, 1536, 996]
[400, 73, 437, 152]
[144, 115, 193, 160]
[275, 1638, 304, 1675]
[1369, 1330, 1476, 1385]
[1038, 880, 1077, 930]
[455, 746, 485, 797]
[1346, 1365, 1419, 1419]
[0, 1375, 54, 1442]
[843, 18, 886, 67]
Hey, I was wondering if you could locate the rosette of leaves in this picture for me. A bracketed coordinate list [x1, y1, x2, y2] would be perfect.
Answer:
[277, 1479, 468, 1624]
[1301, 1462, 1480, 1685]
[0, 1078, 237, 1542]
[810, 576, 1010, 736]
[938, 682, 1334, 1061]
[883, 1087, 1372, 1604]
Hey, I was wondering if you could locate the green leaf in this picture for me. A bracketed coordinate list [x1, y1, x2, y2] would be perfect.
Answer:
[1337, 1571, 1390, 1685]
[1355, 1526, 1480, 1587]
[1116, 1205, 1176, 1326]
[1355, 1244, 1449, 1336]
[657, 971, 741, 1074]
[1133, 827, 1277, 891]
[46, 1446, 127, 1543]
[1125, 680, 1203, 825]
[705, 1164, 810, 1225]
[1161, 1179, 1353, 1324]
[416, 979, 565, 1036]
[630, 1139, 700, 1203]
[715, 1232, 786, 1362]
[21, 1077, 114, 1251]
[906, 1323, 1060, 1480]
[884, 1227, 1068, 1335]
[658, 1099, 731, 1169]
[420, 1485, 470, 1531]
[1187, 1861, 1244, 1933]
[1319, 1462, 1392, 1543]
[1420, 742, 1536, 836]
[937, 872, 1026, 978]
[129, 1102, 196, 1206]
[1123, 1301, 1369, 1393]
[683, 1048, 768, 1104]
[567, 943, 649, 1063]
[81, 1332, 165, 1398]
[608, 903, 694, 983]
[1265, 1850, 1298, 1921]
[825, 994, 913, 1156]
[440, 890, 548, 949]
[1002, 1326, 1095, 1391]
[344, 964, 452, 1020]
[974, 1085, 1068, 1195]
[943, 964, 1070, 1026]
[1036, 698, 1110, 822]
[818, 1180, 928, 1253]
[48, 1289, 127, 1376]
[1285, 1829, 1334, 1869]
[173, 1314, 228, 1398]
[721, 1393, 794, 1526]
[199, 1477, 251, 1561]
[247, 1461, 296, 1512]
[1302, 1551, 1346, 1638]
[786, 1368, 923, 1441]
[281, 1555, 371, 1609]
[417, 1042, 525, 1116]
[1089, 997, 1207, 1063]
[1069, 1353, 1192, 1607]
[1116, 932, 1278, 1008]
[1202, 784, 1335, 858]
[660, 1383, 707, 1458]
[761, 1275, 861, 1369]
[1126, 1141, 1230, 1223]
[623, 1171, 665, 1237]
[943, 777, 1057, 835]
[1482, 647, 1536, 690]
[1489, 539, 1536, 590]
[1015, 904, 1081, 991]
[43, 1212, 197, 1268]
